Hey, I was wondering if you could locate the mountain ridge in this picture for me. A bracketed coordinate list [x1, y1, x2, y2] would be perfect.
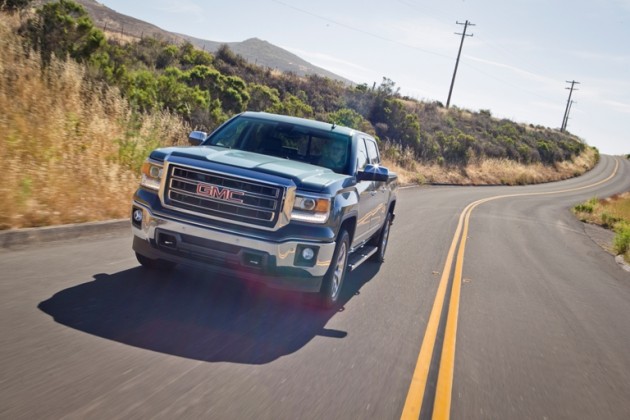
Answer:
[35, 0, 352, 83]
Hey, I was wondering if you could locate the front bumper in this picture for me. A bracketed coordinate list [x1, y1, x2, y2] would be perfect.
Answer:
[131, 202, 336, 292]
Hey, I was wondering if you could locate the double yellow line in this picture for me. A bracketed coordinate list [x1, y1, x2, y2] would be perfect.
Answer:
[401, 159, 620, 420]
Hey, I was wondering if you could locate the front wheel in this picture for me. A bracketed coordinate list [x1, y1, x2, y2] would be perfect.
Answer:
[371, 212, 392, 263]
[315, 230, 350, 309]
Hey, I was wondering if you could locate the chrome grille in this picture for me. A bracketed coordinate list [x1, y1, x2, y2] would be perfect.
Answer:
[164, 165, 284, 228]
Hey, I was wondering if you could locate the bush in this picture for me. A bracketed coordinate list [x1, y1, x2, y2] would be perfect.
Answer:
[21, 0, 105, 65]
[601, 212, 622, 228]
[613, 222, 630, 256]
[574, 198, 598, 214]
[328, 108, 364, 130]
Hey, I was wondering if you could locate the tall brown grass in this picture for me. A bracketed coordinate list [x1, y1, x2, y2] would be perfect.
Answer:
[381, 141, 597, 186]
[0, 14, 189, 229]
[573, 192, 630, 263]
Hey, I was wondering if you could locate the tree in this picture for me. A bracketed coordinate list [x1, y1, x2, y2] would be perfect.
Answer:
[126, 70, 159, 111]
[178, 42, 213, 67]
[220, 75, 249, 113]
[278, 94, 313, 118]
[156, 45, 179, 69]
[21, 0, 104, 64]
[247, 84, 281, 112]
[157, 72, 209, 118]
[373, 97, 421, 150]
[328, 108, 364, 130]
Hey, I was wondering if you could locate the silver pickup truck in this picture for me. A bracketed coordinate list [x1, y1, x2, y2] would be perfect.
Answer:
[131, 112, 397, 307]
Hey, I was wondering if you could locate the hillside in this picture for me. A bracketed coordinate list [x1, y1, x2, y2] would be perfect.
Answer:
[180, 35, 351, 83]
[0, 2, 597, 229]
[34, 0, 351, 83]
[33, 0, 178, 41]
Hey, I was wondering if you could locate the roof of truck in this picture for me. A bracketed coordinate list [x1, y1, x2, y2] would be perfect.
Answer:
[239, 111, 369, 139]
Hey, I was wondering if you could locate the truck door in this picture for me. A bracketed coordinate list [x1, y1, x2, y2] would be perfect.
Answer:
[365, 139, 387, 231]
[354, 138, 378, 245]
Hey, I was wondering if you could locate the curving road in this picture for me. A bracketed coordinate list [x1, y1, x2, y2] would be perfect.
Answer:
[1, 155, 629, 419]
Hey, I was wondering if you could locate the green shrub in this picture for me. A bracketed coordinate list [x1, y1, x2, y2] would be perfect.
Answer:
[601, 212, 622, 228]
[573, 197, 598, 214]
[613, 222, 630, 256]
[328, 108, 365, 130]
[21, 0, 105, 65]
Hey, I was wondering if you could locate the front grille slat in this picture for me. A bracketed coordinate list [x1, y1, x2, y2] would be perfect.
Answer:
[164, 165, 284, 228]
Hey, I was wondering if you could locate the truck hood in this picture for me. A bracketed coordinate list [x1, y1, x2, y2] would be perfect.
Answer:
[151, 146, 348, 192]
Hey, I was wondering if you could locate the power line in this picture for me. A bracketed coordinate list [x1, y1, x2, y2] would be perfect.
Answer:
[446, 20, 475, 108]
[271, 1, 569, 110]
[270, 0, 452, 60]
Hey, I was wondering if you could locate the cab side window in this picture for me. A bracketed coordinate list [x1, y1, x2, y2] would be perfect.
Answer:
[366, 139, 380, 165]
[356, 138, 369, 171]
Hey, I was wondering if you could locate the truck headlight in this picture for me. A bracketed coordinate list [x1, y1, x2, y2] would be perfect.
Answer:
[291, 195, 330, 223]
[140, 159, 163, 191]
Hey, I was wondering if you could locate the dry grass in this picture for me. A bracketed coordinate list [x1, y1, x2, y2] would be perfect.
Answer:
[0, 14, 189, 229]
[573, 192, 630, 226]
[102, 29, 140, 44]
[573, 192, 630, 263]
[381, 144, 597, 186]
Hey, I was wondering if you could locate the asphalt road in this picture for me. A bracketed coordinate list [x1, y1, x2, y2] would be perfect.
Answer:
[1, 155, 629, 419]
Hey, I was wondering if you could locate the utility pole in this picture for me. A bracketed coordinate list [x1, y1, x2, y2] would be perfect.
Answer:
[563, 100, 576, 131]
[561, 80, 579, 132]
[446, 20, 475, 109]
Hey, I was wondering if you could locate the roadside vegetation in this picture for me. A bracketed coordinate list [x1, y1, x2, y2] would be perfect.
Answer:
[573, 193, 630, 264]
[0, 11, 188, 228]
[1, 1, 598, 229]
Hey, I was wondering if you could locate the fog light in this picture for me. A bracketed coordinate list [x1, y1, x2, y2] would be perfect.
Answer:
[295, 245, 319, 267]
[133, 209, 143, 223]
[301, 247, 315, 261]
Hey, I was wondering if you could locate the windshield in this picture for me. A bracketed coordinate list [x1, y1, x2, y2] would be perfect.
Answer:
[204, 116, 351, 174]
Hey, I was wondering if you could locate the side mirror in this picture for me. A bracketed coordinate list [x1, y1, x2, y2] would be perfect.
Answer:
[357, 164, 390, 182]
[188, 131, 207, 145]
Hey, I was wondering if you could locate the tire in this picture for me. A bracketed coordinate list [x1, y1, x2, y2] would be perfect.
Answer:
[315, 230, 350, 309]
[371, 212, 392, 263]
[135, 252, 176, 271]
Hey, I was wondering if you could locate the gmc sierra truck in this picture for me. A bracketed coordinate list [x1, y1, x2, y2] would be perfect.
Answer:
[131, 111, 397, 307]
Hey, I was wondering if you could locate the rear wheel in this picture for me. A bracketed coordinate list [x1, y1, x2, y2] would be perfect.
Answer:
[371, 212, 392, 263]
[135, 252, 176, 271]
[314, 230, 350, 309]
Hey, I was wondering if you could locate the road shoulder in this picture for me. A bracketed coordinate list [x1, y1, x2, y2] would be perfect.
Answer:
[0, 219, 129, 250]
[583, 223, 630, 272]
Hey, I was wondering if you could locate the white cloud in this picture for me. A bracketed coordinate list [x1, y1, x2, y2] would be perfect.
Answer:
[599, 99, 630, 114]
[463, 55, 556, 85]
[285, 48, 371, 73]
[283, 46, 376, 82]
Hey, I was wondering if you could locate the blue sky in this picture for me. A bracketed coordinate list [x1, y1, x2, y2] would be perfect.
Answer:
[98, 0, 630, 155]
